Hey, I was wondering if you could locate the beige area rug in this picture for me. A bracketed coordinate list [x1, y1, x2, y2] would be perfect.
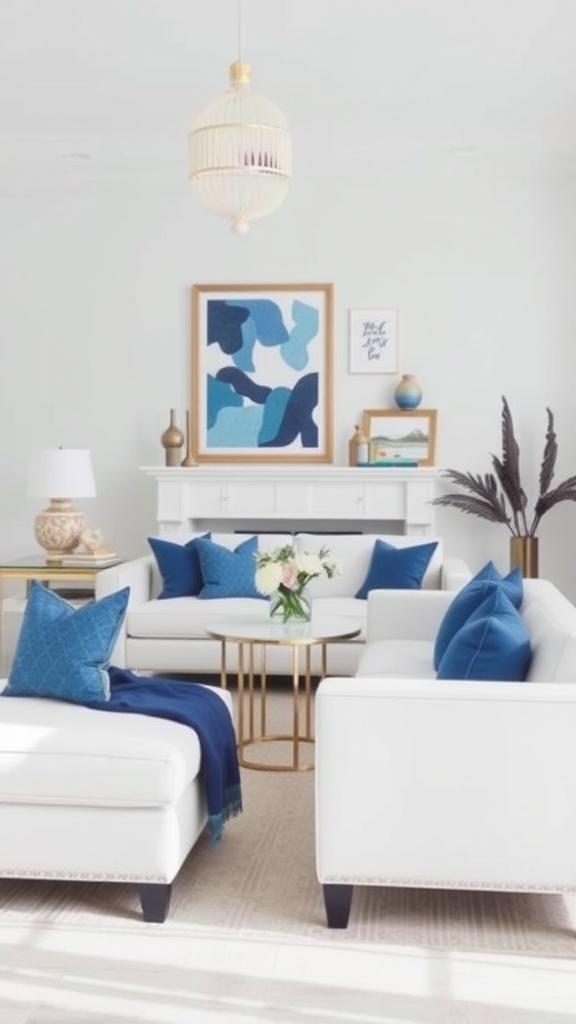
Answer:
[1, 686, 576, 958]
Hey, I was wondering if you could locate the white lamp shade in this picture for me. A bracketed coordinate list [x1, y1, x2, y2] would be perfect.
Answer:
[27, 449, 96, 499]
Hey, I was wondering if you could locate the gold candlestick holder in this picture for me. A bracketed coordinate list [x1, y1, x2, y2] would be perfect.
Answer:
[181, 410, 198, 467]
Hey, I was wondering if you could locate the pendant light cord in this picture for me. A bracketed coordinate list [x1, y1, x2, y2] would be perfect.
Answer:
[237, 0, 243, 62]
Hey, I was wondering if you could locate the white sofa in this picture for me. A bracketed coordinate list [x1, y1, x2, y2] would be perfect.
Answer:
[95, 532, 470, 677]
[0, 681, 233, 922]
[315, 578, 576, 927]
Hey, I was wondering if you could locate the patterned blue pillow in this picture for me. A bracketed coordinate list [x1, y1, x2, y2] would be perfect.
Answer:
[436, 587, 531, 681]
[4, 582, 130, 703]
[355, 539, 438, 600]
[433, 562, 523, 670]
[196, 535, 264, 600]
[148, 533, 210, 598]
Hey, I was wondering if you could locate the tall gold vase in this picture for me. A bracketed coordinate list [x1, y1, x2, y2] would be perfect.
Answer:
[510, 536, 539, 578]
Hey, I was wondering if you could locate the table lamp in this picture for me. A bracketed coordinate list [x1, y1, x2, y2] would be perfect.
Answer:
[27, 448, 96, 562]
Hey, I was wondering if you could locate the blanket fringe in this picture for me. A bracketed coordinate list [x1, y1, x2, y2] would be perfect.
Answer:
[208, 784, 243, 846]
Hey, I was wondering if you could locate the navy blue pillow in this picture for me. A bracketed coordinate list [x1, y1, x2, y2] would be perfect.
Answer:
[355, 539, 438, 600]
[436, 587, 531, 681]
[148, 534, 210, 599]
[433, 561, 523, 670]
[196, 535, 264, 600]
[4, 582, 130, 703]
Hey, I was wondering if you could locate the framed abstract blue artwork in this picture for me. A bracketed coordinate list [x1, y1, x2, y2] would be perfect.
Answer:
[191, 283, 334, 463]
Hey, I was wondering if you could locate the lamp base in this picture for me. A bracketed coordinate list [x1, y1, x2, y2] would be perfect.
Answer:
[34, 500, 86, 563]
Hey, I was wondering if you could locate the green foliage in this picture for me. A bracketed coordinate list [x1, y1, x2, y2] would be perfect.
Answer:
[433, 396, 576, 537]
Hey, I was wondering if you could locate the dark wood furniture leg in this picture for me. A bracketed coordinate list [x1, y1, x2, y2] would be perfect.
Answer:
[323, 883, 353, 928]
[139, 882, 172, 923]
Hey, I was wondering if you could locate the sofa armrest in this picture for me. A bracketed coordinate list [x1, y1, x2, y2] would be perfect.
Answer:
[365, 589, 454, 643]
[440, 557, 472, 591]
[315, 676, 576, 888]
[95, 557, 154, 669]
[94, 556, 154, 605]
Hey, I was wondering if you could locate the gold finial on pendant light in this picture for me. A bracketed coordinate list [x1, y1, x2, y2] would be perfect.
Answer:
[188, 0, 292, 234]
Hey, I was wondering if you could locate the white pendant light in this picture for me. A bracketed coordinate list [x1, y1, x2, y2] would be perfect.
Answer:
[188, 0, 292, 234]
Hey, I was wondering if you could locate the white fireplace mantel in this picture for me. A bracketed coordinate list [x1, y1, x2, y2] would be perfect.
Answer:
[141, 465, 440, 538]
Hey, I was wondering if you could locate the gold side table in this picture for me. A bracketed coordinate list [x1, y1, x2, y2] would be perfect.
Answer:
[0, 555, 123, 674]
[206, 615, 361, 773]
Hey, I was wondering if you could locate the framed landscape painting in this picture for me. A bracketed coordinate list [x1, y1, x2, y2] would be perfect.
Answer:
[362, 408, 437, 466]
[191, 283, 334, 463]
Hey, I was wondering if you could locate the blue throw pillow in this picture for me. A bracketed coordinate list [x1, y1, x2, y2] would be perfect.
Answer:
[148, 534, 210, 599]
[355, 539, 438, 600]
[436, 588, 531, 681]
[433, 561, 523, 670]
[4, 582, 130, 703]
[196, 535, 264, 600]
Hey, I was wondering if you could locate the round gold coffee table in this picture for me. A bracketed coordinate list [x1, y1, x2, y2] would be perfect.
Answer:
[205, 615, 361, 772]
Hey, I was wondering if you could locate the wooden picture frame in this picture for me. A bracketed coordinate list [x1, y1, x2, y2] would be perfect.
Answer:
[191, 283, 334, 463]
[362, 408, 438, 466]
[349, 308, 398, 374]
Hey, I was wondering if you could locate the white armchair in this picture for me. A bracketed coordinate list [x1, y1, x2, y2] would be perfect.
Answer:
[315, 578, 576, 927]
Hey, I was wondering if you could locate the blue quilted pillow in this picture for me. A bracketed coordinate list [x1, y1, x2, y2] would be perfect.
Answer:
[436, 587, 531, 681]
[148, 533, 210, 598]
[196, 535, 264, 600]
[4, 582, 130, 703]
[433, 561, 523, 670]
[355, 539, 438, 600]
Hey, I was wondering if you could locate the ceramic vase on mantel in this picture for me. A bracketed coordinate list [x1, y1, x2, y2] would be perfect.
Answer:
[510, 536, 539, 578]
[394, 374, 423, 410]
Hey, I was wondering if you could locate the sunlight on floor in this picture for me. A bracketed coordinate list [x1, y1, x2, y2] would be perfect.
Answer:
[0, 922, 575, 1023]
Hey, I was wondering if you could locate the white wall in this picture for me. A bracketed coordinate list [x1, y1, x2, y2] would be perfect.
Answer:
[1, 139, 575, 594]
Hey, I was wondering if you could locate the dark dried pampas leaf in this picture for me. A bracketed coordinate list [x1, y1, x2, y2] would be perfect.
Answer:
[538, 408, 557, 498]
[490, 397, 528, 533]
[433, 396, 575, 538]
[434, 470, 511, 526]
[532, 476, 576, 534]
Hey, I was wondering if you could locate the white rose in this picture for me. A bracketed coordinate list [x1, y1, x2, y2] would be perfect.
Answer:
[255, 562, 283, 595]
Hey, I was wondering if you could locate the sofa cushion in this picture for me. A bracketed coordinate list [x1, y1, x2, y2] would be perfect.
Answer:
[356, 639, 437, 678]
[128, 595, 270, 639]
[148, 533, 210, 598]
[355, 540, 439, 600]
[295, 533, 444, 598]
[436, 588, 531, 681]
[0, 683, 231, 806]
[4, 582, 130, 703]
[433, 562, 523, 670]
[196, 535, 265, 600]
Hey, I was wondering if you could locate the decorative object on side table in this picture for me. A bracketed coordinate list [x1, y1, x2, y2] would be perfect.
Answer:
[254, 544, 341, 624]
[394, 373, 423, 409]
[27, 448, 97, 562]
[160, 409, 184, 466]
[432, 395, 576, 577]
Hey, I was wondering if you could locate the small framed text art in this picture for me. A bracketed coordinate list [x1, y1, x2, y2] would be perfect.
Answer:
[191, 283, 334, 463]
[349, 308, 398, 374]
[362, 408, 438, 467]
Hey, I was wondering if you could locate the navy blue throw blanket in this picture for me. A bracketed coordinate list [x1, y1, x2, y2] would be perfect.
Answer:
[86, 668, 242, 846]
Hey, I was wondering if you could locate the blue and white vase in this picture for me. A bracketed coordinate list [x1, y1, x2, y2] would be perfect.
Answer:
[394, 374, 422, 410]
